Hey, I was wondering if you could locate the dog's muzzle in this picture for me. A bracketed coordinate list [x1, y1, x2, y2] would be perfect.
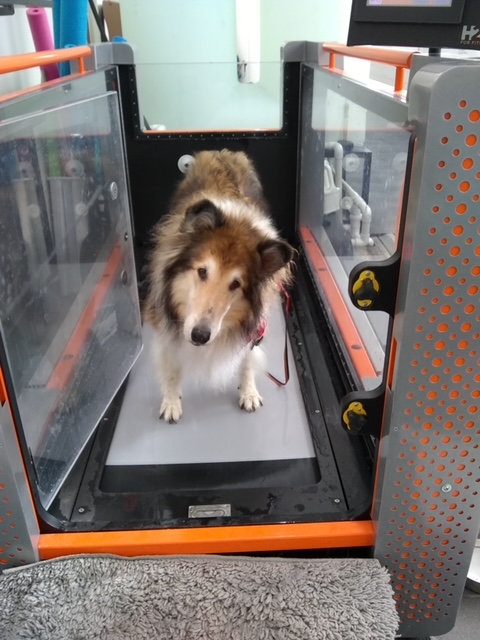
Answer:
[191, 325, 211, 346]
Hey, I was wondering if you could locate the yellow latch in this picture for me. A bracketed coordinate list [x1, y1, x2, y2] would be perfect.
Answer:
[351, 270, 380, 308]
[342, 401, 367, 432]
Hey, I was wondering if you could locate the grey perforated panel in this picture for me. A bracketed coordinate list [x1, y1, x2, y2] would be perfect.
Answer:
[373, 63, 480, 637]
[0, 402, 39, 570]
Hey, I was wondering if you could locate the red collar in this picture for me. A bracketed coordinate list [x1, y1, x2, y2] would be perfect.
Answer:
[249, 317, 267, 348]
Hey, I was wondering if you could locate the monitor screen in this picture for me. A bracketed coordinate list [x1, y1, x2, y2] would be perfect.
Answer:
[366, 1, 453, 6]
[354, 0, 465, 23]
[349, 0, 476, 46]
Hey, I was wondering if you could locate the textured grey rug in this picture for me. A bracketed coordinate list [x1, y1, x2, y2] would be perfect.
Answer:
[0, 554, 398, 640]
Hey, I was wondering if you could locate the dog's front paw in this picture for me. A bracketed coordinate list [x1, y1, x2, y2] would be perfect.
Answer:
[239, 388, 263, 413]
[159, 396, 183, 423]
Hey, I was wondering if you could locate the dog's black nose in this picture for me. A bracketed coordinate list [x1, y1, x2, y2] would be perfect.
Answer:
[191, 325, 211, 345]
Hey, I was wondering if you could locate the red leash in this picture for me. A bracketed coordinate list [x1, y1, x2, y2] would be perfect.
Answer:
[267, 286, 292, 387]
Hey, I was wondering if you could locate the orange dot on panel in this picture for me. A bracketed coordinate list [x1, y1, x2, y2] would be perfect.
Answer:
[462, 159, 474, 170]
[469, 109, 480, 122]
[453, 149, 461, 156]
[472, 266, 480, 276]
[435, 184, 443, 191]
[444, 112, 452, 120]
[450, 246, 461, 256]
[466, 134, 478, 146]
[444, 286, 455, 296]
[453, 225, 464, 235]
[468, 286, 479, 295]
[450, 172, 457, 180]
[459, 182, 470, 193]
[442, 137, 449, 144]
[460, 100, 468, 108]
[456, 203, 468, 214]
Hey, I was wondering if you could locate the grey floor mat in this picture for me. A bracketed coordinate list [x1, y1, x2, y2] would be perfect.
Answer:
[0, 554, 399, 640]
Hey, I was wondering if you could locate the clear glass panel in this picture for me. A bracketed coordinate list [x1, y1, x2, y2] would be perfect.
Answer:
[136, 62, 283, 132]
[298, 64, 411, 390]
[0, 92, 142, 508]
[0, 67, 116, 123]
[119, 0, 355, 133]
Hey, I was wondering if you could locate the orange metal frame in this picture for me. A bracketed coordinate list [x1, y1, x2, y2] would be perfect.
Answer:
[0, 46, 92, 106]
[300, 226, 378, 381]
[0, 46, 91, 76]
[322, 42, 418, 93]
[38, 521, 375, 559]
[0, 45, 377, 558]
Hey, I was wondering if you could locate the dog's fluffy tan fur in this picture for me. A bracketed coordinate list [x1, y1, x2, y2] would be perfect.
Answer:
[144, 149, 293, 422]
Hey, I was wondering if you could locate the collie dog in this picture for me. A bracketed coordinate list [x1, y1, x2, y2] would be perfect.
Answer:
[143, 150, 294, 423]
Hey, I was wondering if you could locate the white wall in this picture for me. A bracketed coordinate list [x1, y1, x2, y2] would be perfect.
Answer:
[0, 8, 45, 96]
[119, 0, 353, 130]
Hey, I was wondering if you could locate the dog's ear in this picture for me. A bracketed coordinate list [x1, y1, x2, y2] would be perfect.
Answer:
[258, 239, 294, 277]
[184, 199, 225, 232]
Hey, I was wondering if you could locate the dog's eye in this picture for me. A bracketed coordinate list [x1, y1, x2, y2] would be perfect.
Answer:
[229, 279, 241, 292]
[197, 267, 207, 281]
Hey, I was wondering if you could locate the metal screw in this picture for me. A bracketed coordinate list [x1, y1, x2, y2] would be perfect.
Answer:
[394, 427, 399, 432]
[107, 182, 118, 200]
[315, 409, 320, 414]
[441, 484, 452, 493]
[78, 507, 85, 514]
[334, 498, 341, 504]
[124, 232, 128, 242]
[297, 342, 303, 347]
[121, 270, 128, 285]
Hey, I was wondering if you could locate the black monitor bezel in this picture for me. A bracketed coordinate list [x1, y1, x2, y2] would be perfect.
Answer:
[353, 0, 466, 24]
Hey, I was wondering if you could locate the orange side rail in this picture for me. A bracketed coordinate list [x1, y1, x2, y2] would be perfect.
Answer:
[0, 367, 8, 406]
[0, 45, 91, 76]
[39, 521, 375, 559]
[47, 245, 124, 391]
[301, 226, 378, 382]
[323, 43, 419, 93]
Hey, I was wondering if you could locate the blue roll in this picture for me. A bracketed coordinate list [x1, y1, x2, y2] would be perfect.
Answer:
[58, 0, 89, 76]
[59, 43, 75, 78]
[52, 0, 61, 49]
[59, 0, 88, 48]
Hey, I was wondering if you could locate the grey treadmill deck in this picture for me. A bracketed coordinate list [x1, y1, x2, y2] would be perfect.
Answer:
[106, 302, 315, 466]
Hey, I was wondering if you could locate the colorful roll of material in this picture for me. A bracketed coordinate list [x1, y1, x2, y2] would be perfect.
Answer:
[26, 7, 59, 81]
[52, 0, 89, 76]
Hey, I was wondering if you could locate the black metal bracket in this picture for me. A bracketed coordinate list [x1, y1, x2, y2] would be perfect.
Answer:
[340, 385, 386, 439]
[348, 252, 401, 315]
[0, 4, 14, 15]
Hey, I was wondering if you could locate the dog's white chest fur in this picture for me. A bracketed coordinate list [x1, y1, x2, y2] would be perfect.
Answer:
[154, 331, 263, 390]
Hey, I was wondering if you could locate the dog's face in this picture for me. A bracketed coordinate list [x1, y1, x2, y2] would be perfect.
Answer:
[164, 199, 293, 346]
